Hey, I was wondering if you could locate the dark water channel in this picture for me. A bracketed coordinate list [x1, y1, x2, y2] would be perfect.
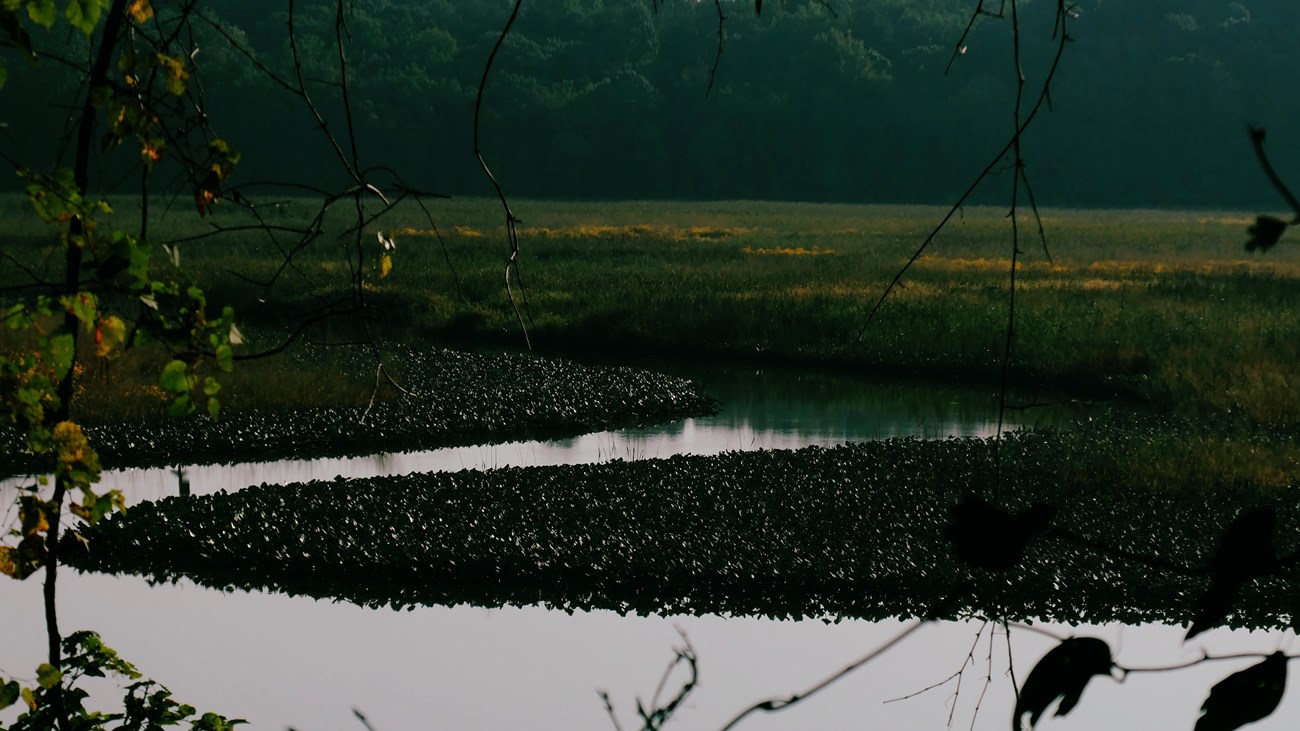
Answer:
[99, 365, 1095, 503]
[3, 367, 1295, 730]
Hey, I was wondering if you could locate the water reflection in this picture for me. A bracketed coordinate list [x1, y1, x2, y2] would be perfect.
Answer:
[73, 368, 1101, 504]
[0, 366, 1155, 730]
[3, 571, 1292, 730]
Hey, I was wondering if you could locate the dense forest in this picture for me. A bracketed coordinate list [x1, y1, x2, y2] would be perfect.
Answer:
[2, 0, 1296, 208]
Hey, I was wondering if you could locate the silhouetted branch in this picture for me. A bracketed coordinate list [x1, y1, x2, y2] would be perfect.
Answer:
[706, 0, 725, 98]
[352, 707, 378, 731]
[992, 0, 1033, 489]
[599, 691, 628, 731]
[601, 628, 698, 731]
[1118, 651, 1299, 677]
[473, 0, 533, 351]
[716, 620, 925, 731]
[1019, 165, 1052, 264]
[945, 0, 1006, 75]
[857, 1, 1070, 341]
[966, 628, 996, 731]
[884, 621, 986, 728]
[1248, 127, 1300, 221]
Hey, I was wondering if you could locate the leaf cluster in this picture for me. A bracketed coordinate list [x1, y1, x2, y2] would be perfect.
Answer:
[0, 631, 244, 731]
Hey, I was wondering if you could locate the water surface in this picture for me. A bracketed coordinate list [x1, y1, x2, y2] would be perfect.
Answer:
[4, 367, 1228, 731]
[91, 365, 1099, 503]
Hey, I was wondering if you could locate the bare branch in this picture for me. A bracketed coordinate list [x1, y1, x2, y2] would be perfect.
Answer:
[716, 621, 925, 731]
[945, 1, 1006, 75]
[884, 621, 986, 728]
[857, 1, 1071, 342]
[473, 0, 533, 350]
[706, 0, 726, 98]
[1119, 652, 1300, 677]
[602, 628, 698, 731]
[1249, 127, 1300, 222]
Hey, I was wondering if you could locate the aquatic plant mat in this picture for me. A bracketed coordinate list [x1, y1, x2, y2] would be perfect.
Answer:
[0, 347, 714, 475]
[75, 429, 1300, 628]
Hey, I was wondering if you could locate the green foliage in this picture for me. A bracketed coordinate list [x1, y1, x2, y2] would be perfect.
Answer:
[0, 0, 1261, 207]
[2, 632, 244, 731]
[26, 0, 57, 30]
[63, 0, 104, 36]
[0, 4, 243, 728]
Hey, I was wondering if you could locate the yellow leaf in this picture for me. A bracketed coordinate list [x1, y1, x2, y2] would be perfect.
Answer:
[96, 315, 126, 357]
[20, 686, 34, 711]
[0, 547, 17, 578]
[128, 0, 153, 23]
[380, 254, 393, 279]
[155, 53, 188, 95]
[19, 498, 50, 536]
[140, 141, 163, 170]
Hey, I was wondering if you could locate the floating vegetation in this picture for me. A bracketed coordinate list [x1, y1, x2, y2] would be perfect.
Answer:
[0, 348, 715, 475]
[73, 428, 1300, 627]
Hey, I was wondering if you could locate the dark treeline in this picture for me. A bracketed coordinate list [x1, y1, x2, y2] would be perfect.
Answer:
[3, 0, 1297, 208]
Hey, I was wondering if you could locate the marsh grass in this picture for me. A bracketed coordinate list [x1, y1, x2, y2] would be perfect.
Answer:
[4, 195, 1299, 427]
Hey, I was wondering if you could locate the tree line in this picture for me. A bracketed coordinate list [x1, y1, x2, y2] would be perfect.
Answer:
[2, 0, 1296, 209]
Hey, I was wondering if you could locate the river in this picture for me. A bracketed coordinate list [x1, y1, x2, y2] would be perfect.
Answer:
[2, 365, 1293, 730]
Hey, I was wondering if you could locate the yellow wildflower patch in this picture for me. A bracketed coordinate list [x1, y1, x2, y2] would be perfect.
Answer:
[913, 256, 1055, 274]
[742, 246, 836, 256]
[515, 224, 758, 240]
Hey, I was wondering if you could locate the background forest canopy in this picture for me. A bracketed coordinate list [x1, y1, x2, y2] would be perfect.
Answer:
[2, 0, 1297, 209]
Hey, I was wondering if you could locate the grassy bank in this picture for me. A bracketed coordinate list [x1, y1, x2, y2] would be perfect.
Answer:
[3, 197, 1297, 434]
[70, 197, 1293, 426]
[0, 346, 715, 475]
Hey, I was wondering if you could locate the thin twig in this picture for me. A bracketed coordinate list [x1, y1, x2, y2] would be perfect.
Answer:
[716, 620, 925, 731]
[1119, 651, 1300, 677]
[706, 0, 726, 98]
[352, 708, 378, 731]
[945, 1, 1005, 75]
[967, 627, 995, 731]
[856, 2, 1071, 342]
[1019, 165, 1052, 263]
[1002, 619, 1019, 704]
[883, 620, 986, 730]
[1249, 127, 1300, 222]
[473, 0, 532, 351]
[598, 690, 629, 731]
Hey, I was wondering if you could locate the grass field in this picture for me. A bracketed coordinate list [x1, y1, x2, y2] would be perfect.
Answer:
[4, 195, 1299, 429]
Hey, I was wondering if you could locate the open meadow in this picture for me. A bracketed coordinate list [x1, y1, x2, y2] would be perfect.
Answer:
[9, 197, 1300, 727]
[5, 196, 1298, 422]
[7, 196, 1299, 488]
[53, 197, 1298, 422]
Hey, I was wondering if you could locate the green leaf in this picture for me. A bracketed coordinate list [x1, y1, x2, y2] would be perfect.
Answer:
[0, 680, 19, 710]
[167, 392, 193, 417]
[159, 360, 189, 393]
[36, 663, 62, 689]
[215, 344, 233, 372]
[0, 59, 7, 89]
[26, 0, 56, 28]
[62, 291, 98, 331]
[47, 333, 75, 380]
[206, 396, 220, 420]
[64, 0, 104, 36]
[202, 376, 220, 397]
